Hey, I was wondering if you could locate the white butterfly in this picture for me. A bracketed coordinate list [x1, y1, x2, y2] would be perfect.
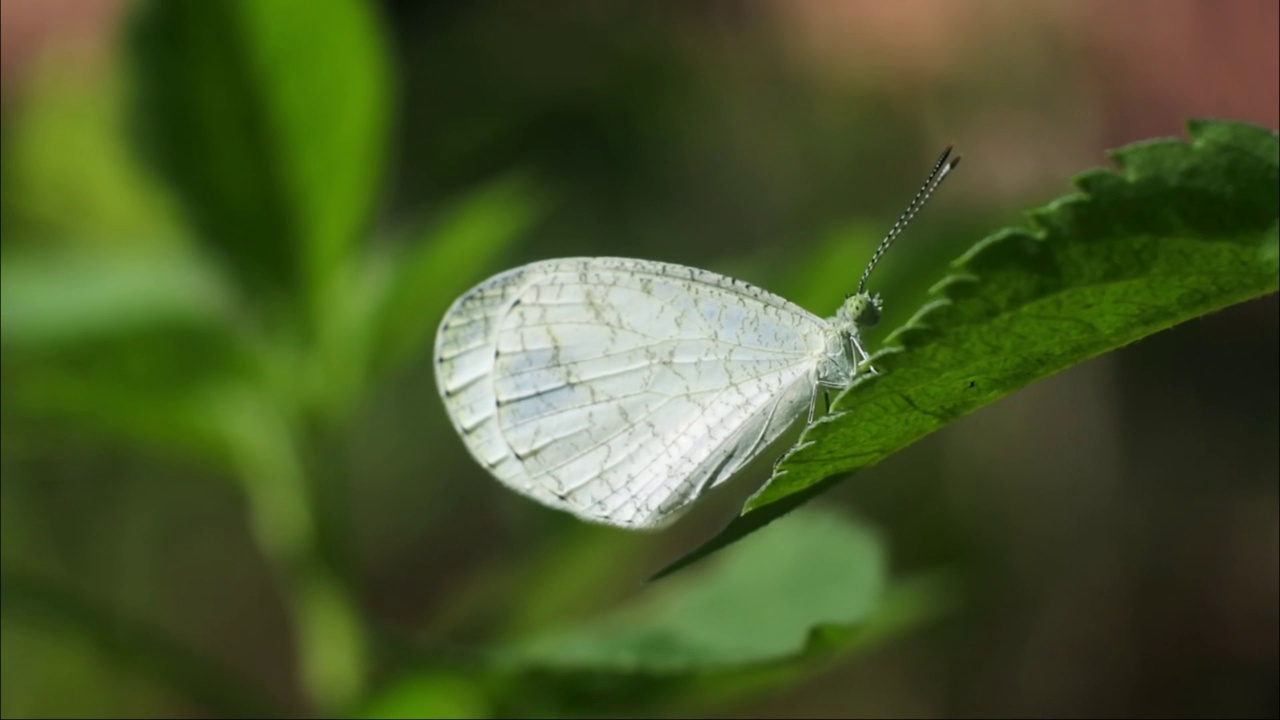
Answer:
[434, 147, 960, 530]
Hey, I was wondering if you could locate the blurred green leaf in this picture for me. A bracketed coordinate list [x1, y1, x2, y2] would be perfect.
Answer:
[297, 175, 540, 421]
[657, 118, 1280, 578]
[125, 0, 390, 304]
[295, 570, 371, 714]
[362, 506, 954, 717]
[3, 369, 237, 470]
[495, 524, 652, 639]
[0, 52, 187, 250]
[0, 248, 236, 351]
[0, 247, 263, 486]
[354, 673, 490, 720]
[1, 568, 280, 718]
[364, 175, 543, 380]
[1, 616, 181, 718]
[497, 505, 886, 673]
[670, 569, 961, 715]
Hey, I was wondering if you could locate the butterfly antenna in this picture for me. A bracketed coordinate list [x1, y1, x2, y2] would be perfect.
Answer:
[857, 145, 962, 294]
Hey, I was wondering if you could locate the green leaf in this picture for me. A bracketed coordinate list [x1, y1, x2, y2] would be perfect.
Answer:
[0, 247, 261, 479]
[0, 52, 186, 250]
[3, 369, 235, 470]
[656, 118, 1280, 579]
[364, 175, 543, 380]
[486, 507, 952, 716]
[353, 674, 490, 720]
[1, 568, 280, 718]
[125, 0, 390, 304]
[361, 507, 954, 716]
[299, 174, 540, 421]
[0, 248, 236, 351]
[496, 506, 886, 673]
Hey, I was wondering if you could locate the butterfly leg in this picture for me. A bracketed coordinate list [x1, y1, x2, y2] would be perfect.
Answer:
[806, 376, 819, 424]
[851, 333, 879, 376]
[807, 368, 842, 424]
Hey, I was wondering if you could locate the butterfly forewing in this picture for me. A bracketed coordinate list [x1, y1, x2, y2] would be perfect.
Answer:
[434, 257, 830, 529]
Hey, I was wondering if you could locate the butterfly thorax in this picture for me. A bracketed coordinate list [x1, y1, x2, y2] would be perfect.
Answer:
[815, 290, 884, 389]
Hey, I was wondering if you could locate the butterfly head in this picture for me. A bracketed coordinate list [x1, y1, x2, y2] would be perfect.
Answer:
[839, 291, 882, 329]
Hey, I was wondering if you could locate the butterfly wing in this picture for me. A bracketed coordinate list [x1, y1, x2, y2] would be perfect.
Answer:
[434, 257, 830, 529]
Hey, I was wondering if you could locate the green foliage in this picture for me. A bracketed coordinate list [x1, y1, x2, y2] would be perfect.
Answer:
[658, 119, 1280, 579]
[0, 56, 186, 248]
[3, 0, 1276, 715]
[363, 175, 544, 383]
[126, 0, 390, 306]
[0, 248, 234, 350]
[2, 0, 533, 714]
[2, 569, 273, 718]
[358, 507, 956, 717]
[498, 506, 885, 672]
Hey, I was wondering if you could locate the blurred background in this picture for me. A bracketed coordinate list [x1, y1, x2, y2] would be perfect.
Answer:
[1, 1, 1277, 717]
